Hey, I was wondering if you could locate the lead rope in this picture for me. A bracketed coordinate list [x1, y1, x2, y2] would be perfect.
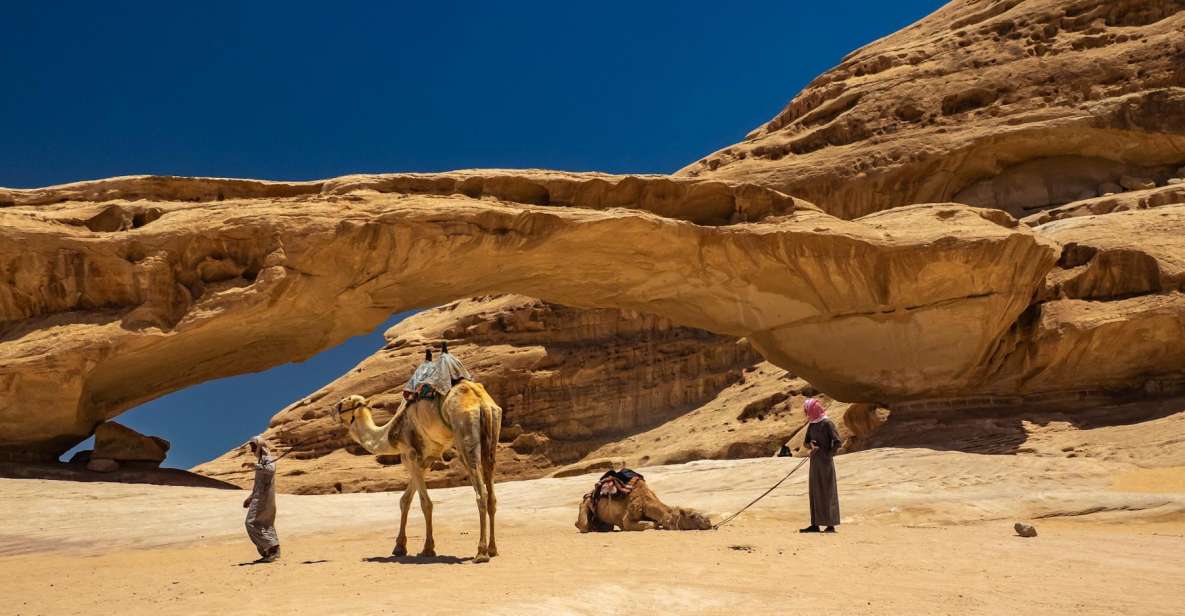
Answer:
[712, 456, 809, 530]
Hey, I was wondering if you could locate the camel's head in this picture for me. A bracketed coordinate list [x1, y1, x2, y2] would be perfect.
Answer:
[668, 507, 712, 531]
[332, 395, 368, 427]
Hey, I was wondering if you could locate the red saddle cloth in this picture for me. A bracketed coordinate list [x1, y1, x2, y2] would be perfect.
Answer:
[596, 474, 641, 498]
[586, 469, 645, 506]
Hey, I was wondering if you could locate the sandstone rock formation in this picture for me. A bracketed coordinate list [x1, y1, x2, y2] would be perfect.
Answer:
[194, 300, 880, 492]
[193, 0, 1185, 491]
[4, 178, 1185, 465]
[5, 0, 1185, 479]
[677, 0, 1185, 414]
[195, 295, 821, 493]
[61, 421, 171, 474]
[86, 458, 119, 473]
[1023, 183, 1185, 225]
[681, 0, 1185, 220]
[1, 170, 1072, 461]
[93, 421, 170, 465]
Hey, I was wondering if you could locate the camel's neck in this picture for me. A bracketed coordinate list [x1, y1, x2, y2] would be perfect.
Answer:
[348, 405, 402, 455]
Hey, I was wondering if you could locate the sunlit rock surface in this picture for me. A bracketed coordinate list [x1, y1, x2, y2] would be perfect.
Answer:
[681, 0, 1185, 220]
[1, 171, 1062, 460]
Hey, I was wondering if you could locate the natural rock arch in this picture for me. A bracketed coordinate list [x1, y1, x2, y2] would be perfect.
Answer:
[2, 170, 1182, 460]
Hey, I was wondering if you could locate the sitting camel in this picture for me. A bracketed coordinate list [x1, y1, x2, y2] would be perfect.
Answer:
[576, 471, 712, 532]
[332, 385, 502, 563]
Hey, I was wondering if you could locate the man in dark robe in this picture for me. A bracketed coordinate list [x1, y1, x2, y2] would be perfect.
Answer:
[801, 398, 842, 533]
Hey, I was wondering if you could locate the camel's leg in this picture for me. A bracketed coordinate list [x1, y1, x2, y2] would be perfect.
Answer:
[453, 417, 490, 563]
[467, 458, 490, 562]
[622, 517, 658, 531]
[483, 400, 501, 558]
[484, 472, 497, 557]
[641, 501, 679, 530]
[483, 449, 498, 557]
[393, 458, 417, 556]
[406, 458, 436, 557]
[623, 498, 657, 531]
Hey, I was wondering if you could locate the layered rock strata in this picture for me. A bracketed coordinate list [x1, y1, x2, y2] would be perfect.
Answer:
[195, 295, 806, 493]
[1, 171, 1063, 460]
[681, 0, 1185, 220]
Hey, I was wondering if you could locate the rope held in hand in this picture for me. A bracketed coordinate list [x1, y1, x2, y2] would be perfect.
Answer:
[712, 456, 809, 530]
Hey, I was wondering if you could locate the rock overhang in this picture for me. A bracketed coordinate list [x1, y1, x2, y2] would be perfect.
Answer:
[0, 171, 1066, 458]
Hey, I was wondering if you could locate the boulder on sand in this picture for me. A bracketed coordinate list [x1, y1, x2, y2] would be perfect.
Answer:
[93, 422, 170, 465]
[1014, 522, 1038, 538]
[510, 432, 549, 455]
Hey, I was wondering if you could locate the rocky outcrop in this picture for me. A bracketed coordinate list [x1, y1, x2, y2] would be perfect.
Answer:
[93, 422, 170, 465]
[1023, 183, 1185, 225]
[86, 458, 120, 473]
[681, 0, 1185, 220]
[673, 0, 1185, 417]
[194, 292, 889, 493]
[1, 171, 1064, 460]
[0, 170, 796, 226]
[195, 295, 815, 493]
[988, 204, 1185, 398]
[64, 421, 171, 473]
[191, 0, 1185, 492]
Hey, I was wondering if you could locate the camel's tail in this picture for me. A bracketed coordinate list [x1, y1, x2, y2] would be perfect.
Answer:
[473, 382, 501, 473]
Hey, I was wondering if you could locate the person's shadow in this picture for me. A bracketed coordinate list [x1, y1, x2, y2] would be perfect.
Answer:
[235, 558, 330, 566]
[363, 554, 471, 565]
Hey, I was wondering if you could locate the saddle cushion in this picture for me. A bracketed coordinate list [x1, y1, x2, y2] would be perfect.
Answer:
[586, 468, 645, 510]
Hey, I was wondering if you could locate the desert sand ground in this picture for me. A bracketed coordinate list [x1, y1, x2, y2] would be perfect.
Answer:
[4, 442, 1185, 616]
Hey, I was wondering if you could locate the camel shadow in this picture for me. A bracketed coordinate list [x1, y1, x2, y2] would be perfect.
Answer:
[363, 554, 471, 565]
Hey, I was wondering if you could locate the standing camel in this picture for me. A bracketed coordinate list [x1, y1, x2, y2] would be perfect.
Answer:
[331, 384, 502, 563]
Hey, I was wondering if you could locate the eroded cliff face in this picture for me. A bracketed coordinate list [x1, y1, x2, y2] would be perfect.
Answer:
[1, 171, 1064, 460]
[194, 295, 824, 493]
[676, 0, 1185, 415]
[681, 0, 1185, 220]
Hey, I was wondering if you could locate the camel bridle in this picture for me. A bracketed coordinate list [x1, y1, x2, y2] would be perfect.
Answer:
[334, 400, 357, 427]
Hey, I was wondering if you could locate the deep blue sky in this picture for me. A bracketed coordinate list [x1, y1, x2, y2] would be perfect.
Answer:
[4, 1, 945, 467]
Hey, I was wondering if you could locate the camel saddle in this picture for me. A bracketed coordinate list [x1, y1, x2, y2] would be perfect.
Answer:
[594, 469, 644, 498]
[578, 469, 644, 532]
